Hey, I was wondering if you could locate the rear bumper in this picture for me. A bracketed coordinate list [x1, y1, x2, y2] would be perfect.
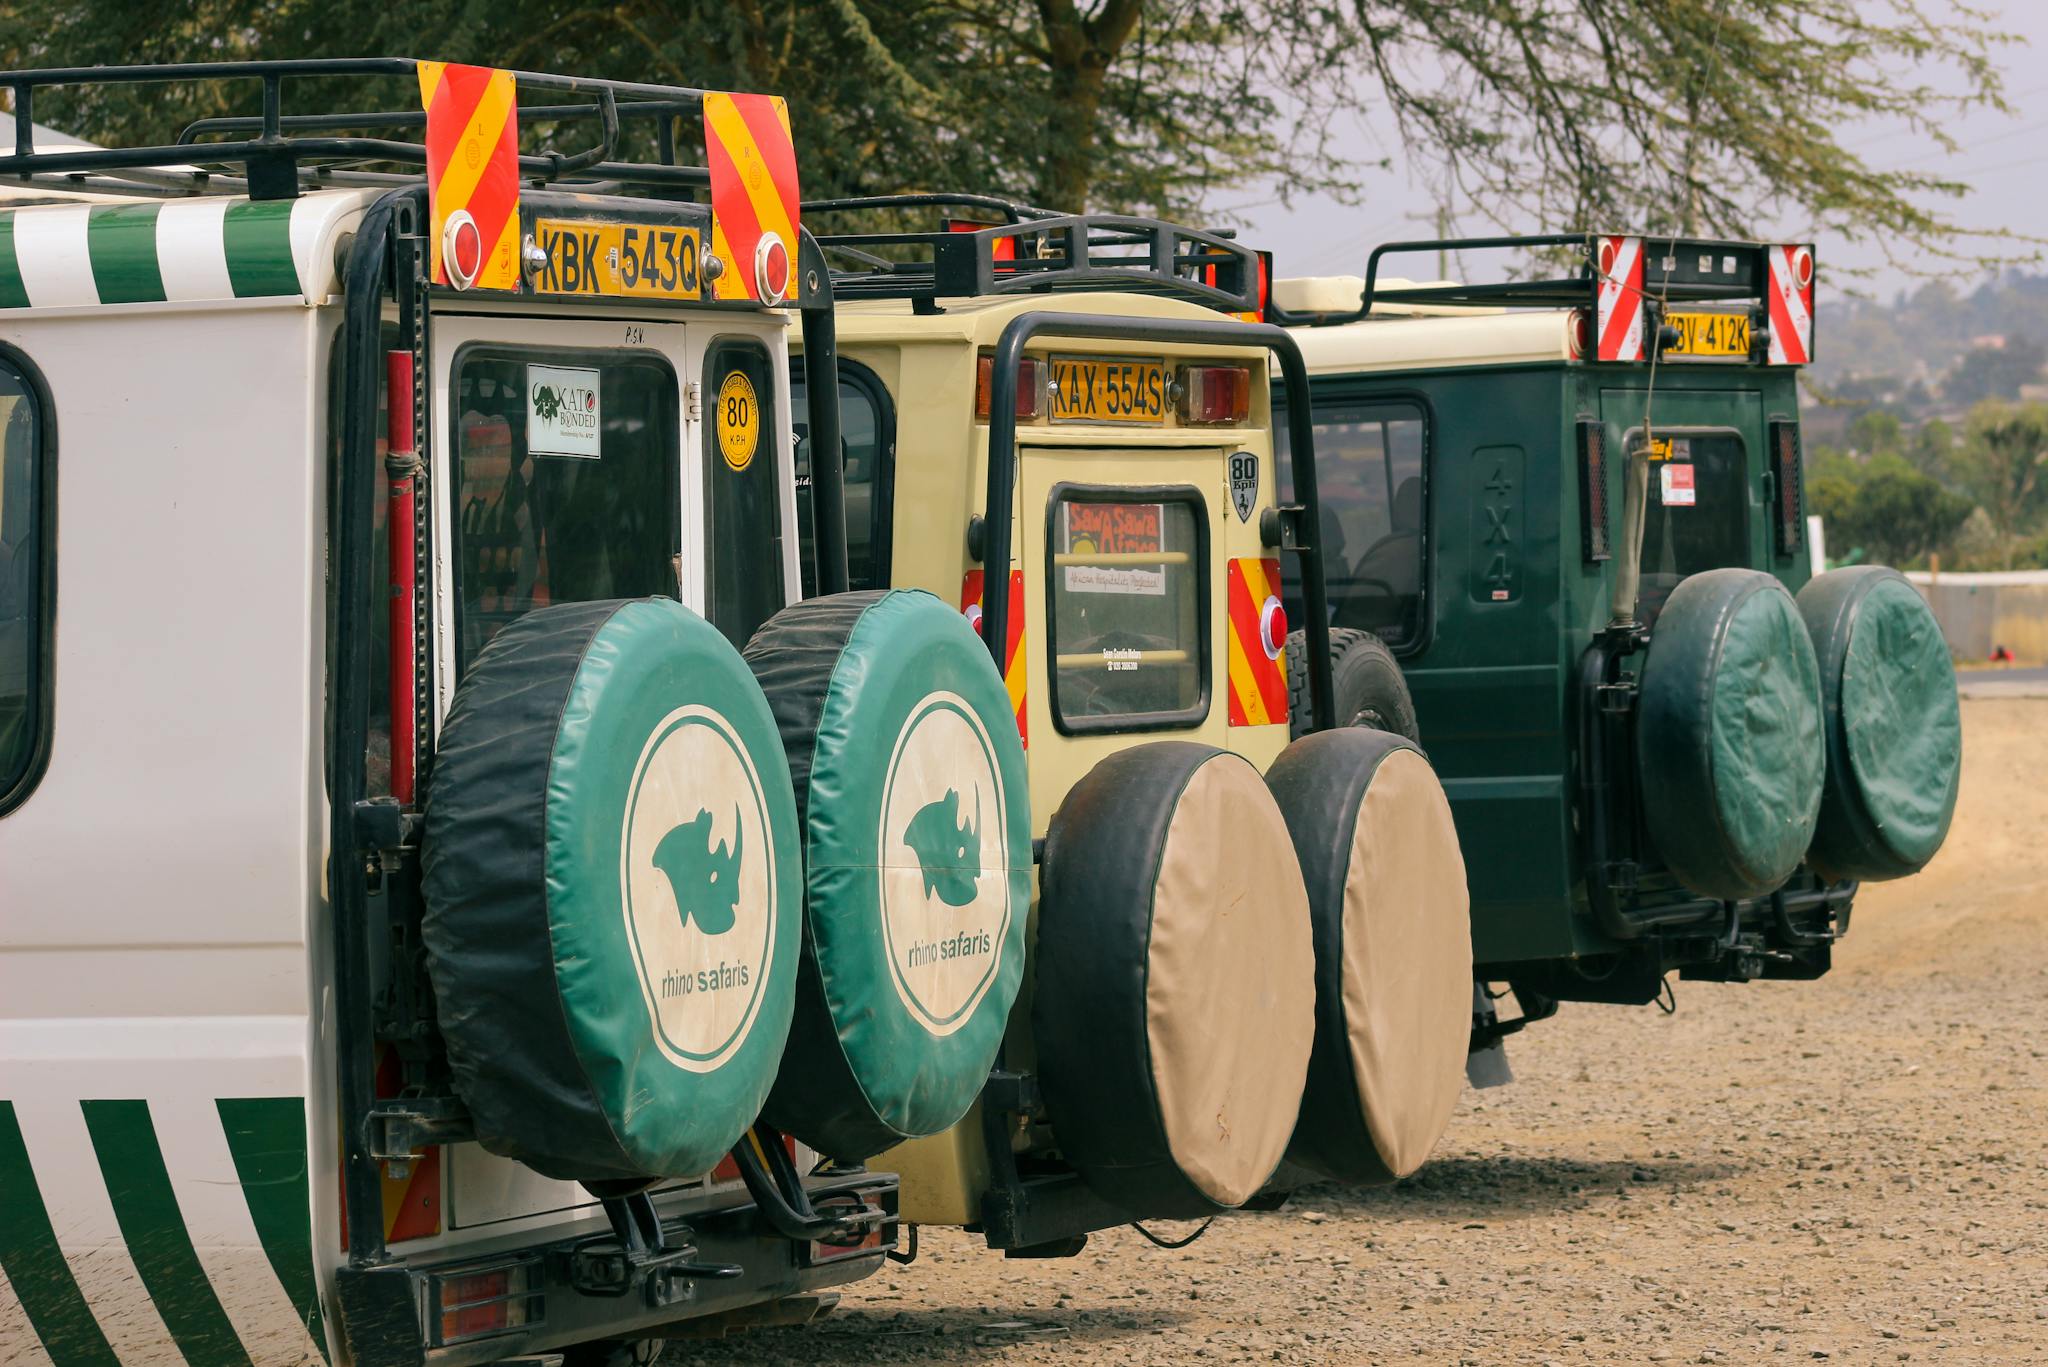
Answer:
[334, 1176, 897, 1367]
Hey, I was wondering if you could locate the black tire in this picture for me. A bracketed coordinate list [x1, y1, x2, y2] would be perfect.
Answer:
[1286, 627, 1420, 744]
[741, 590, 1031, 1161]
[421, 598, 802, 1182]
[1034, 742, 1316, 1219]
[560, 1339, 664, 1367]
[1268, 728, 1471, 1185]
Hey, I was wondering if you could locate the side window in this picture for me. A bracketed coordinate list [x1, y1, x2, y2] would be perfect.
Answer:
[451, 347, 680, 672]
[1277, 398, 1428, 649]
[1046, 486, 1208, 732]
[792, 362, 893, 594]
[0, 355, 49, 812]
[703, 341, 786, 646]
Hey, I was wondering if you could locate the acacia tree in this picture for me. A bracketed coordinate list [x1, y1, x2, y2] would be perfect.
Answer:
[0, 0, 2022, 265]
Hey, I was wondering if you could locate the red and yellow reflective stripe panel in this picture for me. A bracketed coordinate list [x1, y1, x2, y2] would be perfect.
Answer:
[704, 91, 801, 302]
[416, 61, 521, 290]
[961, 568, 1028, 747]
[1226, 556, 1289, 727]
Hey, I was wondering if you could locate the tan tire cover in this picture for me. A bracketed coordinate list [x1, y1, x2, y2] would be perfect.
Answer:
[1034, 742, 1316, 1217]
[1269, 728, 1471, 1184]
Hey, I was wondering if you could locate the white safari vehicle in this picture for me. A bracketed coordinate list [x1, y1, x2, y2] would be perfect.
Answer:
[0, 58, 1057, 1367]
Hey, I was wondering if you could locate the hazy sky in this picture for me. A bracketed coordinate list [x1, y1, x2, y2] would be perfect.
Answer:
[1236, 5, 2048, 301]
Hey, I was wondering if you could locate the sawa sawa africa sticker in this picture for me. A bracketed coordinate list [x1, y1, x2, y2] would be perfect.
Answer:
[621, 704, 780, 1072]
[877, 691, 1015, 1037]
[717, 369, 761, 471]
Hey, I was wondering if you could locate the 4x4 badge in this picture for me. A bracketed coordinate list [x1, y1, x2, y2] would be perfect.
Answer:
[1229, 451, 1259, 523]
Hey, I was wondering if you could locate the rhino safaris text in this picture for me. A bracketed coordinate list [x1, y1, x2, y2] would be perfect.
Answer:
[902, 788, 983, 907]
[654, 806, 743, 935]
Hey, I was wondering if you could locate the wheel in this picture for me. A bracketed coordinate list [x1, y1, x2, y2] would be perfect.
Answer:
[1033, 742, 1316, 1218]
[1285, 627, 1419, 743]
[421, 597, 801, 1181]
[1636, 569, 1824, 900]
[741, 590, 1031, 1161]
[561, 1337, 664, 1367]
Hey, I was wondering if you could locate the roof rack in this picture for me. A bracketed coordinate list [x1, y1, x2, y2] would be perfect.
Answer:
[803, 192, 1260, 313]
[1275, 232, 1807, 325]
[0, 59, 722, 201]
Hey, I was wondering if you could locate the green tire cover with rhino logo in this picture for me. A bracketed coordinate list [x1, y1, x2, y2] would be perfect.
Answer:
[743, 590, 1030, 1160]
[1636, 568, 1825, 901]
[1797, 567, 1962, 881]
[421, 597, 800, 1182]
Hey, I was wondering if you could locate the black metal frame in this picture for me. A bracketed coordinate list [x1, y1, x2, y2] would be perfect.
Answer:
[1274, 232, 1815, 359]
[980, 311, 1334, 732]
[0, 59, 728, 199]
[1041, 481, 1213, 737]
[0, 342, 56, 819]
[804, 193, 1259, 312]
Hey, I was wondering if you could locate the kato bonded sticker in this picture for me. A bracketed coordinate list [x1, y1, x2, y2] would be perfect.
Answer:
[527, 363, 601, 457]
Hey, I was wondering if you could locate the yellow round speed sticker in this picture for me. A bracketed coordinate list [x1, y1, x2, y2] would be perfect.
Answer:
[716, 371, 760, 472]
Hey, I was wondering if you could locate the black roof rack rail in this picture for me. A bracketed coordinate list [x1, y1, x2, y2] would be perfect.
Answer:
[0, 59, 725, 201]
[1275, 231, 1807, 326]
[802, 192, 1259, 313]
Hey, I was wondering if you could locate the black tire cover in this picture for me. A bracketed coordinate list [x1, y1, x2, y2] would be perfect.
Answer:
[1797, 567, 1962, 880]
[1286, 627, 1421, 744]
[1034, 742, 1315, 1218]
[1636, 568, 1825, 901]
[743, 590, 1030, 1160]
[1269, 728, 1471, 1184]
[421, 598, 801, 1181]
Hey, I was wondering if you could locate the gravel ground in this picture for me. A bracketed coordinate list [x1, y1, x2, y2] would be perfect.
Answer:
[668, 699, 2048, 1366]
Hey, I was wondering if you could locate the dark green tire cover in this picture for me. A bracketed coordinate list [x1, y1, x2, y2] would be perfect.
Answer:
[421, 598, 800, 1182]
[1637, 569, 1824, 901]
[1797, 567, 1962, 881]
[743, 591, 1030, 1161]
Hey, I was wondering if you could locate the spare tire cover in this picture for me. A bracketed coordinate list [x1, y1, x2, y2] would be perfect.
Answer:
[743, 590, 1030, 1160]
[1798, 567, 1962, 881]
[1034, 742, 1315, 1218]
[422, 598, 800, 1181]
[1636, 568, 1824, 901]
[1268, 728, 1471, 1184]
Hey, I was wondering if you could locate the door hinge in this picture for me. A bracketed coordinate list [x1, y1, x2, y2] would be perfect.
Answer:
[684, 379, 702, 422]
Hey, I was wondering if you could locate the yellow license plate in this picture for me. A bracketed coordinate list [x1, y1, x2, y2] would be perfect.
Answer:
[1667, 310, 1750, 358]
[531, 218, 702, 300]
[1049, 356, 1170, 424]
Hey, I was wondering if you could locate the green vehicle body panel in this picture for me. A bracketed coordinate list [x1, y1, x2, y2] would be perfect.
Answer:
[1284, 358, 1808, 968]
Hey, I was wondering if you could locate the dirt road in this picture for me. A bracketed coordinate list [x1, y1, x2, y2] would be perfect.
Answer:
[669, 699, 2048, 1366]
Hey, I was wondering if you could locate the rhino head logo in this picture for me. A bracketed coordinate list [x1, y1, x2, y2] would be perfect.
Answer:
[902, 788, 983, 908]
[531, 383, 563, 422]
[653, 806, 743, 935]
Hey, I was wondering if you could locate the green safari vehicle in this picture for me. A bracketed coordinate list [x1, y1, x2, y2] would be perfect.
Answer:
[1269, 232, 1964, 1052]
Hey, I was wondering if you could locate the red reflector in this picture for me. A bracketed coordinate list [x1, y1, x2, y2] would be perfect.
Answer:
[439, 1270, 512, 1343]
[975, 355, 1043, 420]
[1258, 595, 1287, 660]
[1179, 365, 1252, 425]
[1569, 309, 1591, 360]
[756, 233, 791, 304]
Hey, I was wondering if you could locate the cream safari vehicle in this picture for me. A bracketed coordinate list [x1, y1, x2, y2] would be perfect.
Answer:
[783, 195, 1478, 1256]
[0, 60, 1054, 1366]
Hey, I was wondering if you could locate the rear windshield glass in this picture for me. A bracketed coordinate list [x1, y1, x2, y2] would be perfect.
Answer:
[451, 348, 679, 671]
[1634, 429, 1750, 614]
[1277, 399, 1427, 648]
[1047, 488, 1207, 730]
[793, 368, 889, 594]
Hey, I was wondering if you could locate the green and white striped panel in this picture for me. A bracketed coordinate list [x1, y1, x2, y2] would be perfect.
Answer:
[0, 1096, 328, 1367]
[0, 194, 359, 309]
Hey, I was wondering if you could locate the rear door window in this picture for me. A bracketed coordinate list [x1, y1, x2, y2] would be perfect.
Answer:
[703, 340, 787, 646]
[1046, 486, 1208, 731]
[1276, 398, 1428, 648]
[793, 362, 893, 593]
[451, 347, 679, 672]
[1631, 428, 1750, 615]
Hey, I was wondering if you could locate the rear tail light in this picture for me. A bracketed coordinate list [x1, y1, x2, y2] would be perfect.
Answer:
[975, 355, 1043, 420]
[1769, 418, 1805, 557]
[432, 1262, 538, 1346]
[1178, 364, 1252, 425]
[1568, 308, 1591, 360]
[1577, 418, 1611, 562]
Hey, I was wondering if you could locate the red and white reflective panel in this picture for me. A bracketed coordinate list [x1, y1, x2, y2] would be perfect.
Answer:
[1766, 244, 1815, 366]
[1595, 235, 1645, 362]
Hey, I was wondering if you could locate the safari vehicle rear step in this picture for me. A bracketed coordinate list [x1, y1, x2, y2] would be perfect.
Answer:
[804, 191, 1262, 313]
